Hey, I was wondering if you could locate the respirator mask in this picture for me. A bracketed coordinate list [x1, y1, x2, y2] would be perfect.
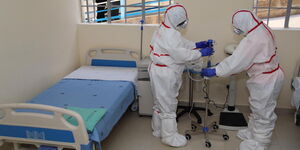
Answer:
[233, 26, 244, 35]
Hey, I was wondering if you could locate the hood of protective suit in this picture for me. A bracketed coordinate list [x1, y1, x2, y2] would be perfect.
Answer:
[163, 4, 188, 30]
[232, 10, 262, 34]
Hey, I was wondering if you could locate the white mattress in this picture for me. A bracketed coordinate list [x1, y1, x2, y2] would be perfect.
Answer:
[64, 66, 138, 84]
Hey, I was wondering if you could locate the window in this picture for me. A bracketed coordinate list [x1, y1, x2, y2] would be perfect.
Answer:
[253, 0, 300, 28]
[80, 0, 174, 24]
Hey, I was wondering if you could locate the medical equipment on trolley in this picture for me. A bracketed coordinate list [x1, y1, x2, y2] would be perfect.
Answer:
[184, 40, 229, 148]
[177, 40, 215, 123]
[218, 44, 248, 130]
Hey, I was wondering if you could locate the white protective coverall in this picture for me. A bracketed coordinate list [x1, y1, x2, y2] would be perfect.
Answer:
[215, 10, 284, 150]
[292, 77, 300, 109]
[148, 4, 203, 147]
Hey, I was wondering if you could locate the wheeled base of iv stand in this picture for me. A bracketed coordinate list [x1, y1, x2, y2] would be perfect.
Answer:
[185, 79, 229, 148]
[177, 71, 213, 124]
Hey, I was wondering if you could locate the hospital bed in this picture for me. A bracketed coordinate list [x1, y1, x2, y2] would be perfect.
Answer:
[0, 49, 139, 150]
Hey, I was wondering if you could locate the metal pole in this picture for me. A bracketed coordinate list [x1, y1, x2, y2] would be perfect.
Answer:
[285, 0, 293, 28]
[267, 0, 272, 25]
[140, 19, 144, 60]
[158, 0, 161, 23]
[80, 1, 84, 23]
[93, 0, 96, 22]
[204, 80, 209, 132]
[107, 0, 112, 23]
[255, 0, 258, 14]
[86, 0, 90, 23]
[125, 0, 127, 23]
[139, 0, 146, 60]
[142, 0, 146, 23]
[189, 72, 194, 107]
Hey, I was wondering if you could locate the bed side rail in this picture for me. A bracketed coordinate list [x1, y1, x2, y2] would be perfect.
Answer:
[0, 103, 89, 149]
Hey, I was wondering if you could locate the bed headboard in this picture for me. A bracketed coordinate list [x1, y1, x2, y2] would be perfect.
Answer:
[0, 103, 89, 149]
[86, 48, 139, 67]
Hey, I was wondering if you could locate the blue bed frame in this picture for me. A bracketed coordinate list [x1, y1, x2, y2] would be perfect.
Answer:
[29, 78, 136, 150]
[0, 59, 138, 150]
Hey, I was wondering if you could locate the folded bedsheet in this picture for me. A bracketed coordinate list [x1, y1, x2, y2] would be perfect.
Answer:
[64, 107, 107, 132]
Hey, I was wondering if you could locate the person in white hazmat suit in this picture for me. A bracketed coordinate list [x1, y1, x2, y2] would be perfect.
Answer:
[148, 4, 215, 147]
[201, 10, 284, 150]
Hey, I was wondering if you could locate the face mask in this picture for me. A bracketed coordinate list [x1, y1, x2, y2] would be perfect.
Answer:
[181, 20, 188, 29]
[177, 20, 188, 30]
[233, 27, 244, 35]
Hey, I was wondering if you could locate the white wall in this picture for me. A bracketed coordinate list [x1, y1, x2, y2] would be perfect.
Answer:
[0, 0, 80, 104]
[273, 30, 300, 108]
[78, 24, 157, 64]
[77, 0, 300, 109]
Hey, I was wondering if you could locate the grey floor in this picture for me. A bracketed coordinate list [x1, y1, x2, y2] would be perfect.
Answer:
[101, 110, 300, 150]
[0, 109, 299, 150]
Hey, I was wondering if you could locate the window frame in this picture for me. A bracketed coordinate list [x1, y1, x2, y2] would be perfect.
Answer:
[80, 0, 173, 24]
[253, 0, 300, 28]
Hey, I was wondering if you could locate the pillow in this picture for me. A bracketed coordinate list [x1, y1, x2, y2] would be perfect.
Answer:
[91, 59, 137, 68]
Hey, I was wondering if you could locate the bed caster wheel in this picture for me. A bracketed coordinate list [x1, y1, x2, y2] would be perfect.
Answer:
[205, 141, 211, 148]
[223, 134, 229, 141]
[197, 118, 202, 124]
[185, 134, 191, 140]
[208, 110, 213, 116]
[191, 124, 197, 131]
[213, 122, 219, 130]
[130, 102, 138, 111]
[295, 110, 300, 126]
[213, 124, 219, 130]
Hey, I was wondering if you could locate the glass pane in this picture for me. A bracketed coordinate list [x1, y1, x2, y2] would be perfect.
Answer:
[82, 0, 94, 5]
[145, 14, 164, 24]
[271, 0, 288, 8]
[94, 0, 121, 23]
[145, 0, 172, 24]
[111, 6, 141, 24]
[126, 0, 142, 6]
[267, 9, 286, 28]
[257, 8, 269, 19]
[81, 0, 87, 5]
[145, 0, 158, 6]
[292, 0, 300, 7]
[111, 19, 126, 23]
[125, 0, 142, 21]
[123, 16, 143, 24]
[92, 0, 173, 24]
[257, 8, 287, 19]
[82, 7, 96, 23]
[256, 0, 269, 7]
[89, 7, 97, 22]
[95, 3, 107, 23]
[145, 0, 170, 7]
[289, 9, 300, 28]
[124, 6, 142, 23]
[256, 0, 288, 8]
[111, 1, 121, 19]
[269, 8, 287, 18]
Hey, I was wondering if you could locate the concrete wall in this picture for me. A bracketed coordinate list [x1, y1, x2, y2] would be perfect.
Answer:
[0, 0, 81, 104]
[77, 0, 300, 109]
